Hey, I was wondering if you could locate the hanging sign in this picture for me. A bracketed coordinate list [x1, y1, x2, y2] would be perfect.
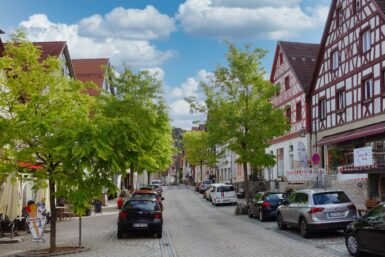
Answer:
[354, 146, 373, 167]
[26, 202, 47, 242]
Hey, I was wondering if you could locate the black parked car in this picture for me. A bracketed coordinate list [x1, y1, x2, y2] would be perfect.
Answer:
[248, 192, 285, 221]
[117, 198, 163, 239]
[345, 202, 385, 256]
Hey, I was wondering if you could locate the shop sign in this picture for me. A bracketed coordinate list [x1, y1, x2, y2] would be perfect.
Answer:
[354, 146, 373, 167]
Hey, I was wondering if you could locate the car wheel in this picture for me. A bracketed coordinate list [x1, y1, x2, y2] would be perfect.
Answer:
[156, 230, 162, 239]
[346, 233, 360, 256]
[299, 218, 310, 238]
[277, 213, 287, 230]
[117, 230, 123, 239]
[259, 209, 265, 222]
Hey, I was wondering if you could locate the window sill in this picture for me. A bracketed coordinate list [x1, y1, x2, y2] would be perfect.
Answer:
[362, 98, 373, 104]
[336, 108, 345, 114]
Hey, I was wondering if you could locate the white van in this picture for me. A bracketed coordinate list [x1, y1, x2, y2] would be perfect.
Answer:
[210, 184, 237, 206]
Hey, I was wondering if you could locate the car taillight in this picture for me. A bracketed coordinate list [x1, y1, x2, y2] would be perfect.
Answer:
[154, 212, 162, 220]
[262, 201, 270, 207]
[119, 211, 127, 220]
[348, 204, 356, 210]
[308, 207, 324, 214]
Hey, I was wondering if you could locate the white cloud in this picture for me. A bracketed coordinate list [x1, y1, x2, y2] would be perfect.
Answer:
[177, 0, 329, 40]
[19, 13, 175, 68]
[78, 6, 176, 40]
[167, 70, 212, 129]
[142, 67, 165, 81]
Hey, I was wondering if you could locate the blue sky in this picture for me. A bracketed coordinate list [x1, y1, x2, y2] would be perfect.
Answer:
[1, 0, 331, 129]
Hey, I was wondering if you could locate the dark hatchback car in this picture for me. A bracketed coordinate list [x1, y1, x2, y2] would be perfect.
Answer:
[345, 202, 385, 256]
[248, 192, 285, 221]
[117, 198, 163, 239]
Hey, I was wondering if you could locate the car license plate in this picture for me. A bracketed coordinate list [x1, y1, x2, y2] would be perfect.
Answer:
[329, 212, 344, 218]
[133, 223, 148, 228]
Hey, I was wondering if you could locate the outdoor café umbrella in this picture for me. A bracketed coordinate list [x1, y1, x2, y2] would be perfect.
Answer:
[0, 176, 22, 221]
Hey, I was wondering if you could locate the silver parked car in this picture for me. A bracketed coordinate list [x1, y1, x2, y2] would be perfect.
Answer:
[276, 189, 357, 238]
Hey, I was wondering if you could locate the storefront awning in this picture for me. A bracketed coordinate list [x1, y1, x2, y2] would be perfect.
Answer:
[317, 121, 385, 146]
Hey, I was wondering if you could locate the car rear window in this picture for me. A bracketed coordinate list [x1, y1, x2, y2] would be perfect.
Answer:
[265, 193, 284, 202]
[132, 193, 157, 199]
[313, 192, 351, 205]
[123, 200, 159, 211]
[217, 186, 234, 192]
[202, 180, 213, 185]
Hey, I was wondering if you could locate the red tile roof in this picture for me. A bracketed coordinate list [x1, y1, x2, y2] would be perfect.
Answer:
[72, 58, 109, 96]
[279, 41, 320, 92]
[32, 41, 67, 61]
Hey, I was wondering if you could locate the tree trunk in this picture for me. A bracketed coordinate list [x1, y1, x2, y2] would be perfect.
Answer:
[243, 162, 249, 207]
[49, 178, 57, 252]
[200, 161, 203, 182]
[147, 171, 151, 186]
[129, 165, 134, 192]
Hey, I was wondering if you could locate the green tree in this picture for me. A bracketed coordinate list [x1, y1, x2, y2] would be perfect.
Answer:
[0, 32, 118, 252]
[106, 66, 173, 189]
[182, 130, 217, 182]
[197, 43, 288, 204]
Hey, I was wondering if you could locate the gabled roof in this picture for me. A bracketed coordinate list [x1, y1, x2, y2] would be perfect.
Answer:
[375, 0, 385, 13]
[32, 41, 67, 61]
[270, 41, 320, 93]
[0, 29, 4, 53]
[3, 41, 75, 77]
[278, 41, 320, 92]
[72, 58, 109, 96]
[309, 0, 385, 95]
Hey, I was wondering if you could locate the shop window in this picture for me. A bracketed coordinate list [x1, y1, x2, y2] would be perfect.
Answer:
[331, 50, 339, 70]
[363, 78, 373, 100]
[285, 76, 290, 90]
[319, 99, 327, 120]
[337, 90, 346, 110]
[362, 29, 371, 53]
[296, 102, 302, 121]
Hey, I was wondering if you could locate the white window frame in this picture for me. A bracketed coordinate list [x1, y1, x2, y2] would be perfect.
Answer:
[337, 90, 346, 109]
[332, 50, 339, 70]
[362, 30, 371, 53]
[320, 99, 327, 120]
[363, 79, 373, 100]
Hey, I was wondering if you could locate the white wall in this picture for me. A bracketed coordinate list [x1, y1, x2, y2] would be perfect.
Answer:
[264, 134, 311, 180]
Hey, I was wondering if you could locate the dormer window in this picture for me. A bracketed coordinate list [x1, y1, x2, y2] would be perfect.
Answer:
[331, 50, 339, 70]
[362, 29, 371, 53]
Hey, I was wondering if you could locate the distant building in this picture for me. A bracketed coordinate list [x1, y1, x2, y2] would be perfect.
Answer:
[72, 58, 112, 96]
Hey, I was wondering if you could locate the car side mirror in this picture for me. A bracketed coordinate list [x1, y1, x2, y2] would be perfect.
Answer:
[161, 197, 165, 201]
[282, 199, 290, 205]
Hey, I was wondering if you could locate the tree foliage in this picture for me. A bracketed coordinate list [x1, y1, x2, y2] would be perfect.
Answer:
[197, 43, 288, 203]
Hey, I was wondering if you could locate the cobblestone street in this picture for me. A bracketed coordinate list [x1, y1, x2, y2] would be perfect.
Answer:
[1, 186, 374, 257]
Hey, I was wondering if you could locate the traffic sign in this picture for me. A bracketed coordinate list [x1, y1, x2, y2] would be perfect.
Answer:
[312, 153, 321, 165]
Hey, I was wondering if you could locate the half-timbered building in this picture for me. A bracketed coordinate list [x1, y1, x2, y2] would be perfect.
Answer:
[311, 0, 385, 207]
[265, 41, 319, 184]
